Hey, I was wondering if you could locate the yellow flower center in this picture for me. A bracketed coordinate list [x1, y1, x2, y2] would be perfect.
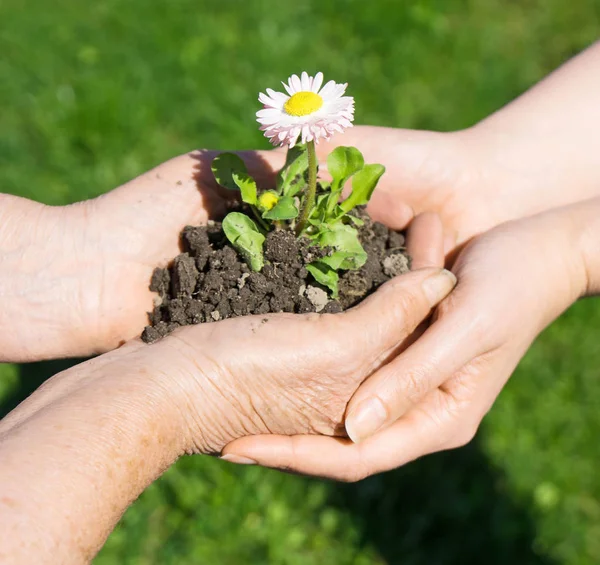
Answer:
[258, 191, 279, 211]
[284, 91, 323, 117]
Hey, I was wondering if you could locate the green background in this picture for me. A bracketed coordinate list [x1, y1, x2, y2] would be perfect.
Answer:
[2, 0, 600, 563]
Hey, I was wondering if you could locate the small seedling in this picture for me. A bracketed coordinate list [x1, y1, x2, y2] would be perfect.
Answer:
[211, 72, 385, 297]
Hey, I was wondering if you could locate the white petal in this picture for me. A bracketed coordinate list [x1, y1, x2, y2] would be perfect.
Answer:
[258, 92, 281, 107]
[331, 83, 348, 99]
[301, 71, 310, 91]
[289, 129, 301, 147]
[266, 88, 286, 101]
[290, 74, 302, 93]
[257, 119, 281, 127]
[311, 72, 323, 93]
[318, 80, 338, 99]
[258, 75, 354, 146]
[256, 108, 282, 118]
[257, 115, 283, 125]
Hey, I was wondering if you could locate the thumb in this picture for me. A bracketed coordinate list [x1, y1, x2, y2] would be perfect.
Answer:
[344, 287, 484, 444]
[334, 267, 457, 380]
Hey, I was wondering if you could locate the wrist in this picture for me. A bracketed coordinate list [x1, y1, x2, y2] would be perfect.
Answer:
[529, 198, 600, 310]
[467, 100, 600, 221]
[0, 196, 107, 362]
[574, 197, 600, 296]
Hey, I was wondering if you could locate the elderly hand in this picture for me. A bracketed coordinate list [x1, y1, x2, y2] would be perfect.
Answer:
[0, 215, 454, 562]
[220, 198, 600, 480]
[0, 150, 285, 362]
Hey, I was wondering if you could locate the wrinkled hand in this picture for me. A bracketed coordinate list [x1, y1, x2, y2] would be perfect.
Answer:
[0, 215, 455, 457]
[221, 201, 595, 479]
[0, 150, 284, 361]
[0, 216, 454, 562]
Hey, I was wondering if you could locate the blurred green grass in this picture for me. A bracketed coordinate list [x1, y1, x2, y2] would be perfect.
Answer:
[1, 0, 600, 563]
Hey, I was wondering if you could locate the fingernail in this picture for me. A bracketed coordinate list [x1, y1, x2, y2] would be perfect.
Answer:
[421, 269, 457, 306]
[220, 454, 257, 465]
[345, 397, 388, 443]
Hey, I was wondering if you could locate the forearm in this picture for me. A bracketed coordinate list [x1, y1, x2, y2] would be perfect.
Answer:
[0, 347, 187, 564]
[473, 40, 600, 208]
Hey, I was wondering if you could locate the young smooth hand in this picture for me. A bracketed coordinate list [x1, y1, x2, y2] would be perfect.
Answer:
[221, 198, 600, 480]
[310, 41, 600, 248]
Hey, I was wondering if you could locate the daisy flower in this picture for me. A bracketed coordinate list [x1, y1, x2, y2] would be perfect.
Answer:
[256, 71, 354, 148]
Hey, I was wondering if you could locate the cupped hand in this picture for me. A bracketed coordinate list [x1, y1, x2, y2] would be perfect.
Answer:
[1, 150, 285, 361]
[0, 213, 456, 457]
[0, 216, 454, 562]
[220, 201, 592, 480]
[312, 119, 600, 250]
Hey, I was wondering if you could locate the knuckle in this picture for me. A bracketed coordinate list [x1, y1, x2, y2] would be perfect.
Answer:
[398, 365, 435, 404]
[341, 466, 368, 483]
[464, 311, 498, 351]
[433, 292, 457, 319]
[435, 299, 497, 351]
[394, 288, 427, 329]
[382, 363, 436, 409]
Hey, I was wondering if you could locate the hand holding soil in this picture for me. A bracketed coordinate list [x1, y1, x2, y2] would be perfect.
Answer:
[0, 226, 453, 561]
[223, 197, 600, 480]
[142, 73, 415, 342]
[3, 43, 600, 563]
[0, 148, 285, 361]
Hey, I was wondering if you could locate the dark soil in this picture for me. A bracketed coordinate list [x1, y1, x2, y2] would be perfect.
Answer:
[142, 208, 410, 343]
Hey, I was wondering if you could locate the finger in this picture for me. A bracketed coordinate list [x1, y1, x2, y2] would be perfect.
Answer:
[344, 290, 494, 444]
[365, 190, 415, 230]
[337, 268, 457, 373]
[406, 212, 445, 270]
[443, 230, 458, 256]
[222, 388, 452, 481]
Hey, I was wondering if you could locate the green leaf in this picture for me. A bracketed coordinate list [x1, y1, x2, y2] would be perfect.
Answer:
[316, 223, 367, 270]
[306, 262, 339, 298]
[326, 146, 365, 215]
[308, 193, 332, 226]
[263, 195, 299, 220]
[222, 212, 265, 271]
[232, 171, 257, 205]
[278, 145, 309, 196]
[211, 153, 248, 191]
[340, 163, 385, 213]
[327, 146, 365, 192]
[346, 214, 364, 227]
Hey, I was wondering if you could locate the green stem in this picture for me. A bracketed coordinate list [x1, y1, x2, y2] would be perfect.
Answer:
[250, 205, 270, 232]
[295, 140, 317, 236]
[325, 186, 341, 218]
